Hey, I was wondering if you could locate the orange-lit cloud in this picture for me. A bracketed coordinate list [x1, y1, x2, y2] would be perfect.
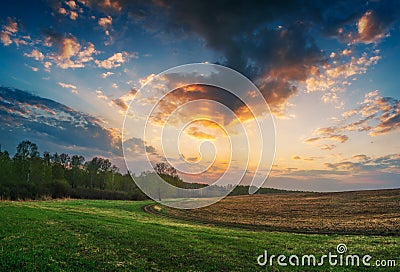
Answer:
[291, 155, 321, 162]
[0, 31, 12, 46]
[352, 154, 369, 161]
[98, 16, 112, 27]
[320, 144, 336, 151]
[111, 88, 138, 111]
[95, 51, 134, 69]
[60, 37, 80, 59]
[304, 134, 348, 145]
[98, 0, 122, 12]
[98, 16, 113, 36]
[2, 17, 18, 33]
[1, 17, 18, 46]
[327, 134, 348, 143]
[65, 0, 77, 10]
[77, 42, 96, 62]
[181, 154, 199, 162]
[186, 127, 215, 140]
[258, 64, 322, 117]
[304, 137, 321, 143]
[144, 84, 256, 128]
[57, 0, 81, 20]
[139, 73, 156, 87]
[356, 11, 386, 44]
[24, 49, 44, 61]
[44, 32, 99, 69]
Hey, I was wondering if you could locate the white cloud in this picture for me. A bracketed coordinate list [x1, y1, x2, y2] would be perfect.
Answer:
[24, 64, 39, 72]
[96, 89, 109, 100]
[58, 82, 77, 89]
[101, 72, 114, 78]
[58, 82, 79, 94]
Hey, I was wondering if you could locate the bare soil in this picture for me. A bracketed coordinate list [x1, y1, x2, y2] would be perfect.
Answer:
[163, 189, 400, 235]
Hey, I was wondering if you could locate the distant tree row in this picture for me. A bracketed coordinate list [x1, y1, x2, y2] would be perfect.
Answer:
[0, 140, 146, 200]
[0, 141, 296, 201]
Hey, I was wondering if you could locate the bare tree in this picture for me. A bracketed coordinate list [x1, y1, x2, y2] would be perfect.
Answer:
[154, 162, 178, 177]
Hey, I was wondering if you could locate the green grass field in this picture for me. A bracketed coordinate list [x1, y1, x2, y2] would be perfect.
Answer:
[0, 199, 399, 271]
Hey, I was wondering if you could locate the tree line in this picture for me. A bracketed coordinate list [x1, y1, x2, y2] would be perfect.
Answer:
[0, 140, 147, 200]
[0, 140, 295, 200]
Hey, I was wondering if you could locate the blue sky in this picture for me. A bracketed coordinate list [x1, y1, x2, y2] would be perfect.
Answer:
[0, 0, 399, 191]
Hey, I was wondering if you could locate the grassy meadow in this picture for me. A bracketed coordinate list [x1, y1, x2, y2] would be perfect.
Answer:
[0, 198, 399, 271]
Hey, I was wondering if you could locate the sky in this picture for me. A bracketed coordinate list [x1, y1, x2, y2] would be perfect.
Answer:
[0, 0, 399, 191]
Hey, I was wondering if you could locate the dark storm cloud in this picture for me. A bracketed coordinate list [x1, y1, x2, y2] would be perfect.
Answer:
[0, 87, 120, 156]
[88, 0, 399, 114]
[150, 84, 249, 126]
[132, 0, 328, 113]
